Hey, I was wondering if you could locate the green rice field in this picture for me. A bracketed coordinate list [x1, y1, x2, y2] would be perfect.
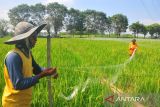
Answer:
[0, 37, 160, 107]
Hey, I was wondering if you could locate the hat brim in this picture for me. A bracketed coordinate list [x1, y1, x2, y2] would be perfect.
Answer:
[4, 24, 47, 44]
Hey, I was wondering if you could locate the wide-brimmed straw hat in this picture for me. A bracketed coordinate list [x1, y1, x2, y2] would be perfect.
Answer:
[4, 21, 46, 44]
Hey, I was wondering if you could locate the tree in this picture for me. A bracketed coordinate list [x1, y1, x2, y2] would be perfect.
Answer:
[76, 12, 85, 37]
[129, 21, 145, 38]
[111, 14, 128, 37]
[0, 19, 9, 37]
[157, 24, 160, 38]
[141, 25, 147, 39]
[47, 2, 67, 37]
[65, 8, 84, 37]
[83, 10, 97, 36]
[147, 24, 160, 38]
[106, 16, 113, 37]
[152, 24, 160, 38]
[30, 3, 46, 25]
[96, 12, 107, 35]
[147, 25, 154, 38]
[83, 10, 107, 36]
[8, 4, 31, 26]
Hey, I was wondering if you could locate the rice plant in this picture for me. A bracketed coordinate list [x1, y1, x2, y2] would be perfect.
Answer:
[0, 38, 159, 107]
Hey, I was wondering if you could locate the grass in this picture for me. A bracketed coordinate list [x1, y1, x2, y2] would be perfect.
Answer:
[0, 37, 160, 107]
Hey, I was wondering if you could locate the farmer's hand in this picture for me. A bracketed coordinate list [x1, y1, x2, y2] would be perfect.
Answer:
[38, 67, 58, 79]
[51, 71, 58, 79]
[51, 67, 58, 79]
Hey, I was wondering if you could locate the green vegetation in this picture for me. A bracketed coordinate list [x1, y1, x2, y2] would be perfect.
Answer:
[0, 37, 159, 107]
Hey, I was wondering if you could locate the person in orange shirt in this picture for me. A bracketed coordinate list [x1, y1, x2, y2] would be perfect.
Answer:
[129, 39, 138, 56]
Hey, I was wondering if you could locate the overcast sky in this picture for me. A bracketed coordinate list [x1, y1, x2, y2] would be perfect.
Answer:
[0, 0, 160, 25]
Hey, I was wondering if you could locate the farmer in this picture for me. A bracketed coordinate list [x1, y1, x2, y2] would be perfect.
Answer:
[2, 21, 58, 107]
[129, 39, 138, 56]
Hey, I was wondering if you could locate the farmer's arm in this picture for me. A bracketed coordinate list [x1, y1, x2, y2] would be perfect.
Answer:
[31, 54, 58, 79]
[5, 52, 39, 90]
[32, 55, 45, 75]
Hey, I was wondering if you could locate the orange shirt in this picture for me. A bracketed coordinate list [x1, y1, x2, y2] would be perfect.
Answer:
[129, 42, 138, 55]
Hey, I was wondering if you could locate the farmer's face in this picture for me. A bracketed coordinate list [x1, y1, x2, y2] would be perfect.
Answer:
[29, 31, 38, 48]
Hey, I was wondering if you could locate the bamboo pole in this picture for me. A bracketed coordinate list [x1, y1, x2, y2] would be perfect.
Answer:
[47, 31, 53, 107]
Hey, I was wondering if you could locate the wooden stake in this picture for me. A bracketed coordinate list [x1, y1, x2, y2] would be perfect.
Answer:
[47, 32, 53, 107]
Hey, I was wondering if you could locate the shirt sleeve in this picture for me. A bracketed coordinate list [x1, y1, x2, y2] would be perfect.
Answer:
[5, 52, 39, 90]
[31, 54, 44, 75]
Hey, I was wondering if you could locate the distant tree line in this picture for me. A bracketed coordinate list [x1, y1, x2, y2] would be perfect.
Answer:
[129, 22, 160, 39]
[0, 2, 160, 39]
